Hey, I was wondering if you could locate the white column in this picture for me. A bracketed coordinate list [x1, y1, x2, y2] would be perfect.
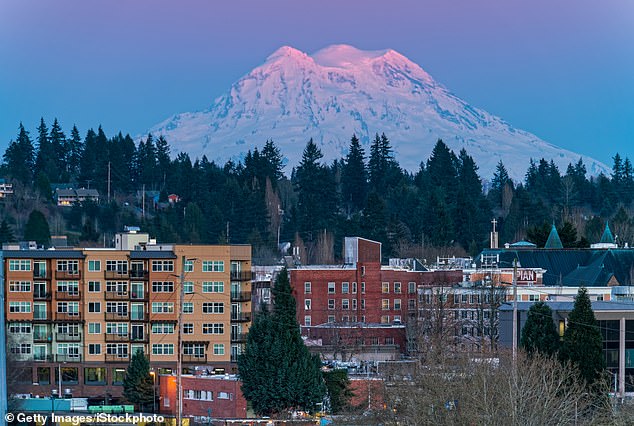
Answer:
[620, 317, 626, 398]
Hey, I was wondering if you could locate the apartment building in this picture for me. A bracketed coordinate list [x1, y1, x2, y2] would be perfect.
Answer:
[2, 231, 251, 402]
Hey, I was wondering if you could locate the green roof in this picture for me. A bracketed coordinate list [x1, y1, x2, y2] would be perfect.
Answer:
[544, 224, 563, 249]
[600, 221, 616, 244]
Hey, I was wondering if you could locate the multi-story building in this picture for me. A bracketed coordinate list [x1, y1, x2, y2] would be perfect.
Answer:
[2, 230, 251, 402]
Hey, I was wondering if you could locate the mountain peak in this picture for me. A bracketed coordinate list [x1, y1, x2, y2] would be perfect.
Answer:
[311, 44, 390, 68]
[265, 45, 310, 63]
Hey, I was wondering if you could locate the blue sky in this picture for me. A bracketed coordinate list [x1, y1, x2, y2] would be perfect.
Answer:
[1, 0, 633, 167]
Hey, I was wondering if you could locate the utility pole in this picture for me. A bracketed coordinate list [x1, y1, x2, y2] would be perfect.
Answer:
[177, 255, 185, 426]
[512, 258, 518, 363]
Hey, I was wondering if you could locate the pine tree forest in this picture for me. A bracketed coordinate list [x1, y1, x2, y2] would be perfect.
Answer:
[2, 119, 634, 264]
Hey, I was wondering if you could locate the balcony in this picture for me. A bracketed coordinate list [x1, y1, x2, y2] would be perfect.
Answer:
[33, 315, 52, 322]
[230, 270, 253, 281]
[130, 291, 148, 301]
[33, 332, 52, 343]
[231, 332, 248, 343]
[55, 291, 81, 301]
[105, 333, 129, 342]
[130, 270, 149, 280]
[55, 312, 82, 321]
[130, 313, 147, 322]
[55, 270, 81, 280]
[34, 354, 54, 362]
[34, 291, 52, 301]
[231, 313, 251, 322]
[56, 354, 82, 362]
[230, 354, 239, 363]
[104, 270, 129, 280]
[56, 333, 82, 342]
[105, 354, 129, 362]
[33, 270, 51, 280]
[130, 334, 148, 343]
[182, 354, 207, 363]
[105, 291, 129, 301]
[231, 291, 252, 302]
[105, 312, 129, 321]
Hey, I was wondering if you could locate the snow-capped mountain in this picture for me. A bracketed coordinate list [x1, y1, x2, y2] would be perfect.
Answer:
[147, 44, 609, 181]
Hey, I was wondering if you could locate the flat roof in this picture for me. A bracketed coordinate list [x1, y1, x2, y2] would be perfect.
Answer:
[1, 250, 85, 259]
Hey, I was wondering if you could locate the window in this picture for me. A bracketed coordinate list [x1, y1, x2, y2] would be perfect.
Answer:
[10, 343, 32, 355]
[106, 302, 128, 315]
[183, 281, 194, 294]
[88, 260, 101, 272]
[9, 323, 31, 333]
[528, 294, 539, 302]
[88, 344, 102, 355]
[183, 323, 194, 334]
[151, 302, 174, 313]
[57, 260, 79, 272]
[183, 303, 193, 313]
[361, 266, 366, 276]
[57, 343, 80, 357]
[597, 295, 604, 301]
[88, 323, 101, 334]
[361, 299, 366, 310]
[88, 281, 101, 292]
[342, 315, 349, 322]
[9, 281, 31, 292]
[304, 316, 311, 326]
[9, 302, 31, 313]
[57, 281, 79, 294]
[202, 323, 224, 334]
[408, 299, 416, 310]
[328, 282, 335, 294]
[202, 260, 224, 272]
[33, 303, 47, 319]
[152, 281, 174, 292]
[394, 299, 401, 310]
[408, 282, 416, 294]
[352, 282, 357, 294]
[88, 302, 101, 313]
[342, 282, 349, 294]
[393, 315, 401, 323]
[352, 299, 357, 310]
[9, 259, 31, 271]
[202, 302, 224, 314]
[151, 260, 174, 272]
[328, 299, 335, 310]
[327, 315, 335, 323]
[152, 323, 175, 334]
[361, 282, 366, 294]
[106, 260, 128, 273]
[385, 337, 395, 345]
[304, 299, 311, 310]
[342, 299, 349, 310]
[152, 344, 174, 355]
[394, 282, 402, 294]
[382, 282, 390, 294]
[184, 260, 194, 272]
[106, 323, 128, 335]
[382, 299, 390, 310]
[304, 282, 311, 294]
[213, 343, 225, 355]
[203, 281, 224, 293]
[381, 315, 390, 324]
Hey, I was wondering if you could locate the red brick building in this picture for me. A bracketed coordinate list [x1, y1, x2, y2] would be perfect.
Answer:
[159, 373, 247, 420]
[290, 237, 462, 359]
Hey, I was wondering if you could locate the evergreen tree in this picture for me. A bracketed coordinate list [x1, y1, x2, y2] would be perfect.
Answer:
[24, 210, 51, 246]
[362, 192, 387, 244]
[79, 128, 98, 187]
[0, 219, 16, 244]
[3, 123, 35, 183]
[239, 268, 325, 416]
[560, 287, 605, 388]
[323, 369, 353, 414]
[520, 301, 560, 356]
[67, 125, 84, 180]
[49, 119, 68, 181]
[341, 134, 368, 212]
[122, 351, 155, 411]
[261, 139, 285, 185]
[155, 135, 171, 189]
[489, 160, 511, 210]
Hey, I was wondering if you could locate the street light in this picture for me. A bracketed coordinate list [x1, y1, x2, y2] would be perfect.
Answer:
[149, 370, 156, 413]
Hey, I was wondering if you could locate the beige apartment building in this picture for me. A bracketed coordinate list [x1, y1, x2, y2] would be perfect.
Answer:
[2, 230, 251, 402]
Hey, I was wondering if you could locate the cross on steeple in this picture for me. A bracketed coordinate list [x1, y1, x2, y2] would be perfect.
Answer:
[491, 218, 497, 233]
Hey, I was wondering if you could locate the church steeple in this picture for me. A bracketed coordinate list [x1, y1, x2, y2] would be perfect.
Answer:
[600, 221, 615, 244]
[544, 223, 563, 249]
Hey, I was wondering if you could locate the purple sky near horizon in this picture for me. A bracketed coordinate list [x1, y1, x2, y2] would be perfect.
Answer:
[1, 0, 633, 168]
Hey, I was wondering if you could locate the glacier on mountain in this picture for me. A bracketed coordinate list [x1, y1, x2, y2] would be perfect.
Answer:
[147, 44, 609, 182]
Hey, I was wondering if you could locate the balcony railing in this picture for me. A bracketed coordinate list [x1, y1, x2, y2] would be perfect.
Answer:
[230, 291, 252, 302]
[104, 270, 129, 280]
[130, 270, 149, 280]
[230, 270, 253, 281]
[105, 333, 129, 342]
[33, 314, 52, 322]
[33, 333, 52, 342]
[231, 332, 248, 343]
[130, 313, 147, 322]
[34, 354, 54, 362]
[130, 334, 148, 343]
[130, 291, 148, 301]
[105, 312, 129, 321]
[105, 291, 129, 301]
[55, 312, 82, 321]
[34, 291, 52, 300]
[105, 353, 129, 362]
[182, 354, 207, 363]
[231, 313, 251, 322]
[33, 270, 51, 280]
[55, 270, 81, 280]
[56, 333, 82, 342]
[55, 291, 81, 300]
[56, 354, 82, 362]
